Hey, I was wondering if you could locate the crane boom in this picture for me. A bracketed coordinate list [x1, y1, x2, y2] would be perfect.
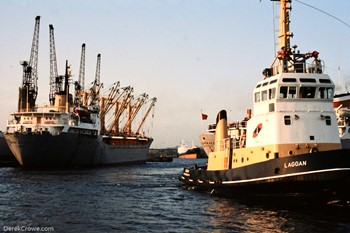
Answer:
[18, 15, 40, 112]
[95, 53, 101, 86]
[135, 97, 157, 134]
[78, 43, 86, 91]
[29, 15, 40, 92]
[122, 93, 148, 134]
[107, 87, 133, 134]
[49, 24, 59, 105]
[74, 43, 86, 106]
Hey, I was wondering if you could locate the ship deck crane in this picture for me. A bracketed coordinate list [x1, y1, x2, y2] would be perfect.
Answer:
[100, 82, 120, 135]
[106, 86, 133, 135]
[74, 43, 86, 106]
[49, 24, 62, 106]
[135, 97, 157, 135]
[88, 54, 102, 109]
[122, 93, 148, 134]
[18, 16, 40, 112]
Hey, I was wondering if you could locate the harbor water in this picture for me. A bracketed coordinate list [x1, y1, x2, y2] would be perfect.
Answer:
[1, 158, 350, 232]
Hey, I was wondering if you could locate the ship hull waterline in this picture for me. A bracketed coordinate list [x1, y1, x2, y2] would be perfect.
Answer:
[179, 149, 350, 198]
[5, 132, 152, 168]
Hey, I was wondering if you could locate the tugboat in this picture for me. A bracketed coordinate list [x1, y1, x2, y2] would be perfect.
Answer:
[179, 0, 350, 198]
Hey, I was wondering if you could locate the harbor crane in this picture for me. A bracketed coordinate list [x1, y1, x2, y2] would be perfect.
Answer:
[122, 93, 148, 134]
[74, 43, 86, 105]
[18, 16, 40, 112]
[88, 54, 102, 109]
[135, 97, 157, 135]
[78, 43, 86, 92]
[49, 24, 64, 106]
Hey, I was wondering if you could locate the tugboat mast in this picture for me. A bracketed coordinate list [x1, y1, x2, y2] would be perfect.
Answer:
[267, 0, 322, 77]
[277, 0, 292, 73]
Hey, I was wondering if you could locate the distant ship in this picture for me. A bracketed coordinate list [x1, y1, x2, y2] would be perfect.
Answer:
[180, 0, 350, 198]
[334, 92, 350, 149]
[5, 17, 156, 168]
[177, 139, 200, 159]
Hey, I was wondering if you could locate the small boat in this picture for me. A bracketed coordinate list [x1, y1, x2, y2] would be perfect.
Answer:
[177, 139, 200, 159]
[179, 0, 350, 198]
[147, 154, 173, 162]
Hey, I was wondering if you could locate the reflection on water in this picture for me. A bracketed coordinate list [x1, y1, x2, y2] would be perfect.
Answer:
[0, 159, 350, 232]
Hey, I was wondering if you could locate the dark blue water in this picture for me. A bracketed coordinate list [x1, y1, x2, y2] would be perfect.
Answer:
[1, 158, 350, 232]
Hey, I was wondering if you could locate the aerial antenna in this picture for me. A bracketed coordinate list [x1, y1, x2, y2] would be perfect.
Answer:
[295, 0, 350, 29]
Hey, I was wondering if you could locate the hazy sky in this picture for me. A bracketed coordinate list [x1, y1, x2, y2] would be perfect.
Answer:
[1, 0, 350, 148]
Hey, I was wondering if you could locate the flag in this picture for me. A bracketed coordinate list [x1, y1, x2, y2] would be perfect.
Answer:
[201, 113, 208, 120]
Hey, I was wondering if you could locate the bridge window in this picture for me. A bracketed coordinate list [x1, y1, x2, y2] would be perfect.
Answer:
[262, 90, 268, 101]
[282, 78, 297, 82]
[319, 79, 332, 83]
[280, 87, 287, 98]
[254, 92, 260, 102]
[269, 88, 276, 99]
[288, 86, 297, 98]
[300, 78, 316, 83]
[280, 86, 297, 99]
[284, 115, 291, 125]
[269, 79, 277, 84]
[317, 87, 333, 99]
[299, 86, 316, 98]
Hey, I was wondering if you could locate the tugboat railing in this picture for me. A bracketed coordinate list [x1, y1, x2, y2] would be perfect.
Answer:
[215, 137, 231, 151]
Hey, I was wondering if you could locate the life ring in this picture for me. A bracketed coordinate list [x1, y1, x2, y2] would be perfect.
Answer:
[253, 123, 263, 138]
[310, 147, 318, 153]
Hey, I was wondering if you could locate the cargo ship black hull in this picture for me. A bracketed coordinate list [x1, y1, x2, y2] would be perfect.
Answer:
[0, 133, 18, 167]
[180, 149, 350, 197]
[5, 133, 152, 168]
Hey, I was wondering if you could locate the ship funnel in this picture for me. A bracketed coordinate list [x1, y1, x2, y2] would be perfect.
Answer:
[214, 110, 228, 151]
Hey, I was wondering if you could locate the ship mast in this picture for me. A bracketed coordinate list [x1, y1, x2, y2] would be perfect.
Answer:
[266, 0, 323, 77]
[277, 0, 292, 73]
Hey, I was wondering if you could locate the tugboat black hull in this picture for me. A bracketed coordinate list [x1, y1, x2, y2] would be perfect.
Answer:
[179, 149, 350, 197]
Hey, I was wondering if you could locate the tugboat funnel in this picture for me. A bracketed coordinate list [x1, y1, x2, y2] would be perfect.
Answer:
[214, 110, 228, 151]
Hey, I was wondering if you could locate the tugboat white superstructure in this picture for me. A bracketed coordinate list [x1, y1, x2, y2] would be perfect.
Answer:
[179, 0, 350, 197]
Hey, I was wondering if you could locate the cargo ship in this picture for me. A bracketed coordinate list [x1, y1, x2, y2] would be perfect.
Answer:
[5, 17, 156, 168]
[0, 131, 18, 166]
[177, 139, 200, 159]
[179, 0, 350, 198]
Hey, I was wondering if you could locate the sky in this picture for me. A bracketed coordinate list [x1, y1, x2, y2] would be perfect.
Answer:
[1, 0, 350, 148]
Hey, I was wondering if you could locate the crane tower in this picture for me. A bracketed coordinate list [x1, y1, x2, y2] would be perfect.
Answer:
[95, 53, 101, 87]
[49, 24, 63, 106]
[78, 43, 86, 92]
[18, 16, 40, 112]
